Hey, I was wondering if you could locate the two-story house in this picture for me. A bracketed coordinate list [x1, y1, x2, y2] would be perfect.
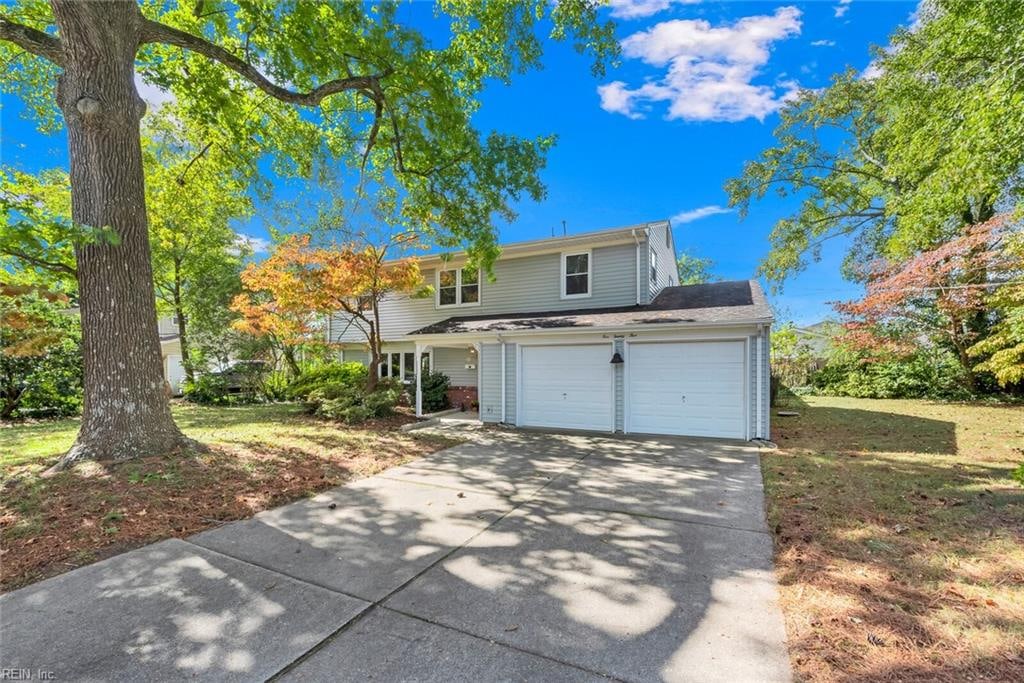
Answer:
[328, 220, 772, 440]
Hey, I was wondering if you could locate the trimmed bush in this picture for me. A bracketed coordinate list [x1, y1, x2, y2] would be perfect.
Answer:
[420, 370, 450, 412]
[311, 377, 402, 424]
[286, 362, 368, 401]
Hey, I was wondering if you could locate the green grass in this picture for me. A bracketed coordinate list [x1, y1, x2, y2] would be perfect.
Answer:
[0, 402, 336, 473]
[1, 402, 458, 591]
[766, 395, 1024, 682]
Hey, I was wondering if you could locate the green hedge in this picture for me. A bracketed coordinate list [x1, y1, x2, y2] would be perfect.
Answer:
[309, 377, 403, 423]
[286, 362, 368, 400]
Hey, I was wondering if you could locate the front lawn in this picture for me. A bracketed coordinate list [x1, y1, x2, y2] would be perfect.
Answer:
[766, 395, 1024, 682]
[0, 403, 457, 592]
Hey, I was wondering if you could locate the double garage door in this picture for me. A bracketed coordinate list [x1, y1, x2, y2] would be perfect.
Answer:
[519, 341, 746, 439]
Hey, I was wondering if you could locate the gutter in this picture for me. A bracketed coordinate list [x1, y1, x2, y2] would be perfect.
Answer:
[403, 317, 775, 343]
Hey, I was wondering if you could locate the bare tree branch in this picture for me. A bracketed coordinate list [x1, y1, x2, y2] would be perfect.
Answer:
[0, 17, 63, 65]
[139, 18, 391, 107]
[1, 247, 76, 277]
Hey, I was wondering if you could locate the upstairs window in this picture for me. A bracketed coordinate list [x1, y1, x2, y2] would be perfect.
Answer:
[650, 248, 658, 283]
[561, 250, 591, 299]
[437, 267, 480, 307]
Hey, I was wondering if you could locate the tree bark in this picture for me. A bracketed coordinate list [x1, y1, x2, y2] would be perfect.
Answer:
[52, 0, 188, 467]
[172, 259, 195, 385]
[281, 344, 301, 378]
[366, 303, 382, 391]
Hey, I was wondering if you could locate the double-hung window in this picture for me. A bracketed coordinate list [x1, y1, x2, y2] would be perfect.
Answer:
[379, 351, 417, 382]
[437, 267, 480, 307]
[561, 250, 591, 299]
[650, 248, 658, 284]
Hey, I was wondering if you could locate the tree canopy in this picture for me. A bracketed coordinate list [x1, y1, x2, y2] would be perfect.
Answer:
[0, 0, 617, 463]
[2, 0, 617, 267]
[727, 0, 1024, 286]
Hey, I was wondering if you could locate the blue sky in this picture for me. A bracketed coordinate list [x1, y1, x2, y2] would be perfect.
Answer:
[1, 0, 917, 325]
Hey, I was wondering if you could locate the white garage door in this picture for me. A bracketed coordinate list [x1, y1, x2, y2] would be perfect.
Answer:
[520, 344, 612, 432]
[627, 341, 746, 439]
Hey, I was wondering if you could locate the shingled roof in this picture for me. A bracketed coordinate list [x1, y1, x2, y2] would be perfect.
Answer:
[407, 280, 772, 336]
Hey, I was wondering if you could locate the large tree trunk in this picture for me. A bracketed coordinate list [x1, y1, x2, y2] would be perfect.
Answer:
[52, 0, 188, 468]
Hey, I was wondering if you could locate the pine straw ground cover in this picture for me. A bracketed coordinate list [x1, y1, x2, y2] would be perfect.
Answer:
[0, 402, 458, 592]
[767, 395, 1024, 682]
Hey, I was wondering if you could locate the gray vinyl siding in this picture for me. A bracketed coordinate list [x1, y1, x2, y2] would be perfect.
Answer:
[479, 343, 501, 423]
[637, 246, 650, 304]
[648, 222, 678, 302]
[341, 349, 368, 366]
[748, 327, 771, 440]
[504, 343, 516, 424]
[762, 327, 771, 439]
[613, 337, 625, 432]
[330, 242, 638, 342]
[432, 347, 477, 386]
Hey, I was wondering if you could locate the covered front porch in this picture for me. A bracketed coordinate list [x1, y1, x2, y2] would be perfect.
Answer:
[413, 342, 481, 418]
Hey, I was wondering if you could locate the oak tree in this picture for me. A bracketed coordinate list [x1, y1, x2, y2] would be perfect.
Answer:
[0, 0, 615, 466]
[727, 0, 1024, 286]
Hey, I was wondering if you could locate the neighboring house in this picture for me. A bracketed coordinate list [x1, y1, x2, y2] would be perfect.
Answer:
[793, 320, 839, 357]
[159, 316, 187, 396]
[329, 220, 773, 440]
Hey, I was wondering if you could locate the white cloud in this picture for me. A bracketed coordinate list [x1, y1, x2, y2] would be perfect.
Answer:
[860, 59, 883, 80]
[671, 205, 733, 224]
[234, 233, 270, 254]
[608, 0, 702, 20]
[598, 6, 803, 123]
[810, 39, 836, 47]
[134, 73, 175, 108]
[834, 0, 852, 19]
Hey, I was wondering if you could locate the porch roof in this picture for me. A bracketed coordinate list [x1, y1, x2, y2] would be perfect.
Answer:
[407, 280, 772, 337]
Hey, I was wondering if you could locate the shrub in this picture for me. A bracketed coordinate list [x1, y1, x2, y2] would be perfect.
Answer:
[811, 347, 977, 400]
[420, 370, 450, 412]
[1014, 462, 1024, 488]
[286, 362, 368, 400]
[1, 290, 84, 419]
[183, 373, 258, 406]
[258, 369, 291, 402]
[311, 377, 402, 424]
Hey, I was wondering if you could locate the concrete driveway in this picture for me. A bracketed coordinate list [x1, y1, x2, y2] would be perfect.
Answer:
[0, 428, 790, 682]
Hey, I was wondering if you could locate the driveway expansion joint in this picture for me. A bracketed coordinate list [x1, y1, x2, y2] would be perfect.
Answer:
[266, 442, 601, 680]
[378, 605, 628, 682]
[566, 504, 773, 536]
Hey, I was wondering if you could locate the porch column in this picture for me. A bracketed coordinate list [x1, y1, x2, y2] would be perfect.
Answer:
[414, 343, 423, 417]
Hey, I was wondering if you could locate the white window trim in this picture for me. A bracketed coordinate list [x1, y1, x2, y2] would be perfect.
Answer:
[560, 249, 592, 300]
[378, 350, 422, 383]
[650, 247, 658, 284]
[435, 267, 482, 309]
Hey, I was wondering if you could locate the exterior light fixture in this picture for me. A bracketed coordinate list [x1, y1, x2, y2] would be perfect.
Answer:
[610, 352, 624, 364]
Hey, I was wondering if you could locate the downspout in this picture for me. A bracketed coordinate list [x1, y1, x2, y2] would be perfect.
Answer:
[631, 228, 642, 305]
[756, 324, 766, 439]
[499, 337, 506, 424]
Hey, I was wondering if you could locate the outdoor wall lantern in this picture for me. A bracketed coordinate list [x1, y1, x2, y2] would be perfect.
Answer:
[610, 352, 624, 364]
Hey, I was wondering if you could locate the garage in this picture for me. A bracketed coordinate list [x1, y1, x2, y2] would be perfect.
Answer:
[626, 340, 746, 439]
[519, 344, 613, 431]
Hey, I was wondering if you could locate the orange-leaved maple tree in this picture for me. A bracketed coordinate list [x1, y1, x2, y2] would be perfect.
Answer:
[231, 233, 427, 387]
[834, 215, 1017, 391]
